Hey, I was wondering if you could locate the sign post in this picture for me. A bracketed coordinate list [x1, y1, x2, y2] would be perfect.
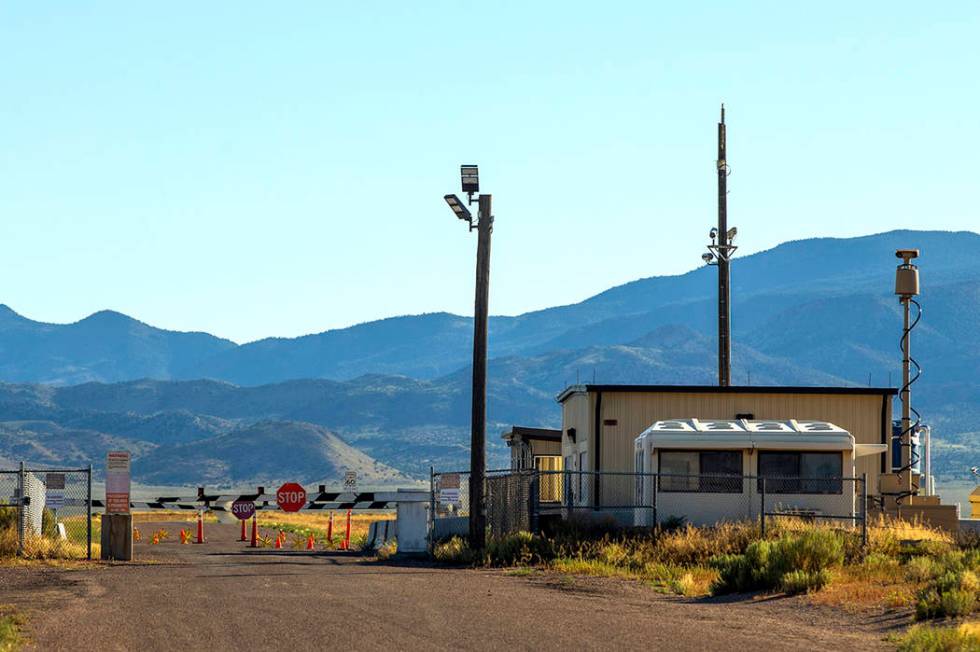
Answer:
[102, 451, 133, 561]
[276, 483, 307, 513]
[106, 451, 131, 514]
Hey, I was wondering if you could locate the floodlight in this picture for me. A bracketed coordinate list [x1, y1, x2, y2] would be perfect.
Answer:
[727, 227, 737, 240]
[702, 253, 714, 264]
[460, 165, 479, 194]
[444, 194, 472, 222]
[709, 228, 718, 239]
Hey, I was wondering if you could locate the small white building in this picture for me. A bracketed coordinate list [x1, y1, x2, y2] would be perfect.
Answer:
[633, 418, 886, 526]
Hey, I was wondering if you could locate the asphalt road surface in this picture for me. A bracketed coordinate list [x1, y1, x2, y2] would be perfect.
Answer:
[1, 522, 900, 651]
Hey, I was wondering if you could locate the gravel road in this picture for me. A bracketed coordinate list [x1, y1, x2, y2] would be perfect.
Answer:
[0, 521, 901, 651]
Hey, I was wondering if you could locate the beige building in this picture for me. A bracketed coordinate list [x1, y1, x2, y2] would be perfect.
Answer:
[557, 384, 896, 508]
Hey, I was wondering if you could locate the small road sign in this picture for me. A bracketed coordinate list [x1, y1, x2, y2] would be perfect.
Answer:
[344, 471, 357, 492]
[276, 483, 307, 512]
[231, 500, 256, 520]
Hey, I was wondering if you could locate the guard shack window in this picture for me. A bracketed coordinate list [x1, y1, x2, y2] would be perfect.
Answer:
[758, 452, 843, 494]
[659, 450, 742, 493]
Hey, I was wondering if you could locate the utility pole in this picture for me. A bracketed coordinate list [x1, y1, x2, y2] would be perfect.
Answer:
[895, 249, 921, 501]
[716, 106, 731, 387]
[443, 167, 493, 550]
[469, 194, 492, 550]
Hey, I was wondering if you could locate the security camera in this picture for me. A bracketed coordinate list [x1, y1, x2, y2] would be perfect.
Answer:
[701, 253, 714, 264]
[709, 228, 718, 239]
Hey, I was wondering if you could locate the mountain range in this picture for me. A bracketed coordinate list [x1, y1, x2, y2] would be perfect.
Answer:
[0, 229, 978, 485]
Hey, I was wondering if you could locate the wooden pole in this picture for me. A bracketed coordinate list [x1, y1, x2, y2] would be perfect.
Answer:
[469, 194, 492, 551]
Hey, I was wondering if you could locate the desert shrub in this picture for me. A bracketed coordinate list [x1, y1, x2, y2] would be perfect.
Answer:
[433, 536, 475, 565]
[710, 530, 843, 595]
[375, 539, 397, 561]
[916, 570, 980, 620]
[0, 508, 16, 531]
[896, 622, 980, 652]
[780, 569, 832, 595]
[909, 556, 944, 583]
[486, 531, 555, 566]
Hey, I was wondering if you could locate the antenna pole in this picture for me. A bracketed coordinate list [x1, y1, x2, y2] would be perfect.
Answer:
[717, 105, 731, 387]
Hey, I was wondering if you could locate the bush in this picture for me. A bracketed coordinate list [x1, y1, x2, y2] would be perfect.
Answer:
[896, 622, 980, 652]
[914, 552, 980, 621]
[432, 536, 475, 565]
[780, 569, 831, 595]
[710, 530, 843, 595]
[486, 531, 555, 566]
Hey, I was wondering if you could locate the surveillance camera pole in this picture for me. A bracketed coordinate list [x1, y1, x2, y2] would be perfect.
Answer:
[716, 106, 732, 387]
[469, 194, 492, 550]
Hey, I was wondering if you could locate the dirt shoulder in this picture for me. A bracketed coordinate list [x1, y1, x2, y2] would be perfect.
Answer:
[0, 522, 902, 651]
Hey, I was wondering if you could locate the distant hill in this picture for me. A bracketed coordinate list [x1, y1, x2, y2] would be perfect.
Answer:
[0, 229, 977, 482]
[0, 307, 235, 384]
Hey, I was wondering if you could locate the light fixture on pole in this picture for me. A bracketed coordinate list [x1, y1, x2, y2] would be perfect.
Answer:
[443, 163, 493, 551]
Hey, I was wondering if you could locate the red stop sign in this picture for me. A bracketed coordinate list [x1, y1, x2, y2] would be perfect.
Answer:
[231, 499, 255, 520]
[276, 482, 307, 512]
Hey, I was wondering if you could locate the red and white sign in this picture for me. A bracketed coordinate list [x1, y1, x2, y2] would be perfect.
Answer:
[231, 500, 256, 520]
[106, 450, 131, 514]
[276, 483, 306, 512]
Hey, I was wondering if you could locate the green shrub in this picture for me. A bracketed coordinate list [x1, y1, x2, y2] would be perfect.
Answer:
[896, 622, 980, 652]
[486, 531, 555, 566]
[433, 536, 475, 565]
[913, 552, 980, 621]
[710, 530, 843, 596]
[780, 569, 831, 595]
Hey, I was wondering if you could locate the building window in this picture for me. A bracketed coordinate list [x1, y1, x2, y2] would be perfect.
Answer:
[534, 456, 563, 502]
[659, 450, 743, 493]
[758, 452, 843, 494]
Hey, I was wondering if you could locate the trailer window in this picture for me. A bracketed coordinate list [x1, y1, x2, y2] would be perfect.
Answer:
[659, 450, 742, 493]
[758, 452, 843, 494]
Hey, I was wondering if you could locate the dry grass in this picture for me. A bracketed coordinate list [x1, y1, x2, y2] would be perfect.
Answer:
[257, 511, 392, 550]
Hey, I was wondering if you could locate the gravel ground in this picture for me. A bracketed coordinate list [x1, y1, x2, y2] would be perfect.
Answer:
[0, 521, 903, 651]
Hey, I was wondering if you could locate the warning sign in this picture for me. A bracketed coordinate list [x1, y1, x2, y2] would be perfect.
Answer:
[45, 473, 65, 509]
[106, 450, 131, 514]
[439, 473, 461, 506]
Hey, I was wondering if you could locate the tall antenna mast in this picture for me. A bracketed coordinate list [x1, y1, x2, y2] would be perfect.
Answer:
[702, 105, 738, 386]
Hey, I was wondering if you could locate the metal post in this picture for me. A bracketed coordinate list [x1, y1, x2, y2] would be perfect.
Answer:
[428, 466, 436, 550]
[652, 473, 659, 528]
[716, 107, 731, 387]
[468, 194, 492, 551]
[760, 476, 766, 537]
[87, 464, 93, 560]
[17, 461, 25, 556]
[861, 473, 868, 548]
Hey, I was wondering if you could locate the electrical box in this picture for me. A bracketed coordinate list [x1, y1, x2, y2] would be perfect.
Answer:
[895, 267, 919, 296]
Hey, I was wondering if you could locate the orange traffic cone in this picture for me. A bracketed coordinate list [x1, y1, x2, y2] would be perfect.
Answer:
[195, 512, 205, 544]
[249, 515, 258, 548]
[343, 509, 352, 550]
[306, 534, 315, 550]
[274, 532, 282, 549]
[239, 519, 247, 542]
[327, 512, 334, 543]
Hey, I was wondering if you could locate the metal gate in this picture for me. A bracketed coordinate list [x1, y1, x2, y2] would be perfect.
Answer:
[0, 463, 93, 559]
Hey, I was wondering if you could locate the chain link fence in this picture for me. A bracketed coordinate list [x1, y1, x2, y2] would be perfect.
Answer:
[430, 469, 867, 546]
[0, 465, 93, 559]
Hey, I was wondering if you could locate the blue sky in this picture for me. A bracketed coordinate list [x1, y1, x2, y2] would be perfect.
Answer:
[1, 3, 977, 343]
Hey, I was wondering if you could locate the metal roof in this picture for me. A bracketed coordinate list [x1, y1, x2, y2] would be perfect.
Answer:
[501, 426, 562, 442]
[556, 384, 898, 403]
[634, 418, 857, 452]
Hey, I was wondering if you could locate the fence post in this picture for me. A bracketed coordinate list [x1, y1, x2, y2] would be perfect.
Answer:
[87, 464, 93, 561]
[17, 461, 25, 557]
[861, 473, 868, 548]
[652, 472, 658, 528]
[428, 466, 436, 551]
[529, 471, 540, 534]
[760, 476, 766, 538]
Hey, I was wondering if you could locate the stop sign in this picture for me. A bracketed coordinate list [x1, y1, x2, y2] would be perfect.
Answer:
[231, 499, 255, 520]
[276, 482, 307, 512]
